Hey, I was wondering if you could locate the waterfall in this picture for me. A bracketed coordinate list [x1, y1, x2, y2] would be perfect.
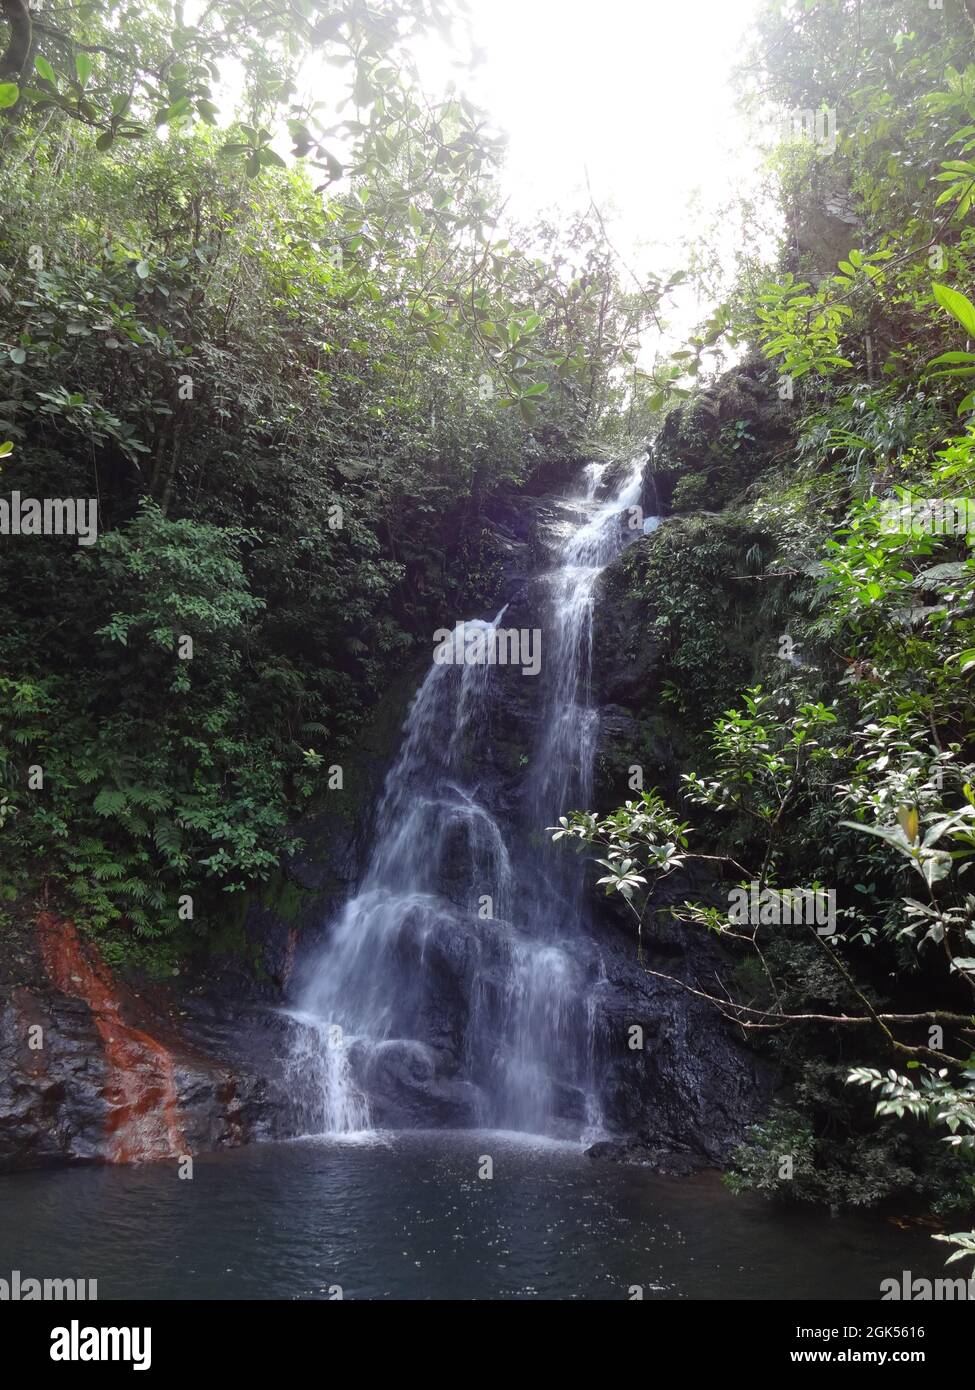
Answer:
[288, 454, 651, 1139]
[528, 459, 645, 882]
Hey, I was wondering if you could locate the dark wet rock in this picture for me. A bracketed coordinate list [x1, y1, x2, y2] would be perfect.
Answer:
[651, 354, 793, 514]
[584, 1139, 708, 1175]
[551, 1081, 589, 1124]
[169, 994, 299, 1145]
[360, 1040, 482, 1127]
[0, 986, 109, 1167]
[592, 567, 663, 711]
[584, 917, 774, 1164]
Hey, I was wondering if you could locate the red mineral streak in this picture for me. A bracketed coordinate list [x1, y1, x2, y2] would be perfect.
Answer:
[37, 913, 187, 1164]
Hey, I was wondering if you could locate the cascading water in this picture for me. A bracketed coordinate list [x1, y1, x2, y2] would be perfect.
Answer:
[288, 455, 651, 1139]
[526, 459, 647, 931]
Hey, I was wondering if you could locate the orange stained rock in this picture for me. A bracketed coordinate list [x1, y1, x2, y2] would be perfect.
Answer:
[37, 913, 187, 1164]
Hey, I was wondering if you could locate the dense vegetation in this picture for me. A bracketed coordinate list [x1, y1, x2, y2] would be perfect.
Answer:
[0, 0, 660, 964]
[560, 0, 975, 1262]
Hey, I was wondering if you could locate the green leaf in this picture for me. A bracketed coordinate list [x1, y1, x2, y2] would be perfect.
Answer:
[93, 788, 127, 817]
[932, 282, 975, 337]
[927, 351, 975, 365]
[92, 861, 126, 880]
[34, 56, 56, 85]
[155, 97, 191, 127]
[95, 130, 114, 152]
[949, 648, 975, 674]
[153, 820, 183, 856]
[135, 260, 150, 279]
[74, 53, 93, 87]
[9, 347, 26, 364]
[0, 82, 19, 110]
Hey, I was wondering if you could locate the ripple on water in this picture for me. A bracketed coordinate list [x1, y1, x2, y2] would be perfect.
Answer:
[0, 1130, 946, 1301]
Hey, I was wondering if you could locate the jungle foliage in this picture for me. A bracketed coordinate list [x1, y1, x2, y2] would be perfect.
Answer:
[0, 0, 660, 960]
[560, 0, 975, 1257]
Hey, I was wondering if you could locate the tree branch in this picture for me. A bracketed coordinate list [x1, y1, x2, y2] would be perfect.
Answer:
[640, 962, 974, 1039]
[0, 0, 31, 80]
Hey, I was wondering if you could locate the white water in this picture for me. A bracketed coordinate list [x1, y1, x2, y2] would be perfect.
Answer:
[288, 455, 650, 1138]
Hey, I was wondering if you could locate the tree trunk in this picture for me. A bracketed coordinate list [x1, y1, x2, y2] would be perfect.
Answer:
[0, 0, 31, 80]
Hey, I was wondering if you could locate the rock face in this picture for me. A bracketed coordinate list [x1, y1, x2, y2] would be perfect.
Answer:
[0, 978, 111, 1167]
[0, 913, 287, 1169]
[585, 910, 773, 1162]
[0, 455, 773, 1170]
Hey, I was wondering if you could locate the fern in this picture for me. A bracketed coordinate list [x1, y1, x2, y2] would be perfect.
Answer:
[93, 787, 127, 817]
[91, 861, 126, 880]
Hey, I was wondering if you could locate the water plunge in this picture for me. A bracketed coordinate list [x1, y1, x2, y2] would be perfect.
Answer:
[289, 456, 650, 1139]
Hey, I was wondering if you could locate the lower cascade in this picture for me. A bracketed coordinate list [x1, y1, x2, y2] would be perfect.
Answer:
[288, 456, 651, 1139]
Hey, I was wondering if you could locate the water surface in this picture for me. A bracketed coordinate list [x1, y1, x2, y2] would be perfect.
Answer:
[0, 1130, 942, 1300]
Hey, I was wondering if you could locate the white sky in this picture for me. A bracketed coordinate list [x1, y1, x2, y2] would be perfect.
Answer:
[198, 0, 773, 361]
[410, 0, 770, 352]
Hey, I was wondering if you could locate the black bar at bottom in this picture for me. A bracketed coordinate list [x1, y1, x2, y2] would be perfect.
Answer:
[0, 1299, 964, 1375]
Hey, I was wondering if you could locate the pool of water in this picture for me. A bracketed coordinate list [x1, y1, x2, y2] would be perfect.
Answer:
[0, 1130, 943, 1300]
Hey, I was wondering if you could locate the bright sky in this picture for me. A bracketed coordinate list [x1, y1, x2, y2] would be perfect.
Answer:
[411, 0, 770, 351]
[198, 0, 773, 359]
